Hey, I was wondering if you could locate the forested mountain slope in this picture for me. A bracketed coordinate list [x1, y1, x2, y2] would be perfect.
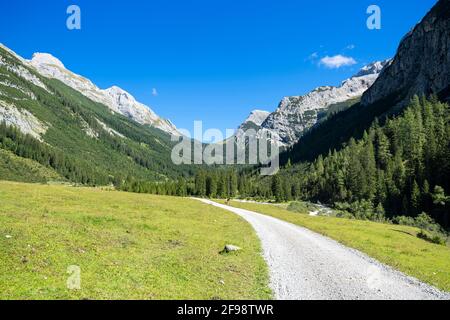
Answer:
[0, 45, 193, 185]
[284, 97, 450, 228]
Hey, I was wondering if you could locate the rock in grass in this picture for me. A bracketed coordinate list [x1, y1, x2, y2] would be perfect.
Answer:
[221, 245, 241, 254]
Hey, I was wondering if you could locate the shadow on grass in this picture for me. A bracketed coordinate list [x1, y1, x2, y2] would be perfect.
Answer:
[391, 229, 416, 238]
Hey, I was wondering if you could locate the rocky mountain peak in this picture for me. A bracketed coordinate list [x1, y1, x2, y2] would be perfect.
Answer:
[105, 86, 139, 107]
[354, 60, 391, 78]
[234, 110, 271, 135]
[244, 110, 271, 127]
[31, 53, 65, 69]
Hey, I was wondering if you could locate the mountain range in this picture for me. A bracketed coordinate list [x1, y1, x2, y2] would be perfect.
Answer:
[0, 0, 448, 186]
[0, 44, 190, 184]
[1, 45, 179, 136]
[233, 60, 390, 147]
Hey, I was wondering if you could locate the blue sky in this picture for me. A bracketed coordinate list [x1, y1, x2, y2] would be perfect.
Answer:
[0, 0, 437, 132]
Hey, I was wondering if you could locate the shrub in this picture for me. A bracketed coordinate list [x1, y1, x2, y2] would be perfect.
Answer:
[335, 210, 355, 219]
[335, 200, 388, 222]
[414, 212, 443, 234]
[392, 216, 415, 227]
[335, 202, 351, 211]
[417, 230, 446, 246]
[287, 202, 308, 214]
[395, 212, 444, 234]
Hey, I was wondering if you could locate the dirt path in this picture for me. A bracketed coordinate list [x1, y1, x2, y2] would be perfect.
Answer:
[198, 199, 450, 300]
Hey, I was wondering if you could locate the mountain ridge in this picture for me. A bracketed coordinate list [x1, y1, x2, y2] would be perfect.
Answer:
[261, 60, 390, 146]
[237, 110, 271, 132]
[1, 45, 180, 136]
[231, 60, 390, 147]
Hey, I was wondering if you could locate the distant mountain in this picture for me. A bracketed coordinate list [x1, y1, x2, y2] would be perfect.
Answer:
[361, 0, 450, 108]
[18, 50, 179, 136]
[0, 44, 190, 185]
[232, 61, 389, 147]
[239, 110, 271, 131]
[283, 0, 450, 164]
[262, 60, 390, 146]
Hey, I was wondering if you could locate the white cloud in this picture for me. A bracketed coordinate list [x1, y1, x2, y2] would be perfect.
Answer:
[346, 44, 356, 50]
[320, 55, 357, 69]
[152, 88, 158, 97]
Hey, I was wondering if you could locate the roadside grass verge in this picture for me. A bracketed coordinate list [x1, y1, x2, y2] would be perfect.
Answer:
[219, 200, 450, 292]
[0, 181, 271, 300]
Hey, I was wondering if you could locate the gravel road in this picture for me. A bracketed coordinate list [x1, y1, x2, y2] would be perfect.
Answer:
[197, 199, 450, 300]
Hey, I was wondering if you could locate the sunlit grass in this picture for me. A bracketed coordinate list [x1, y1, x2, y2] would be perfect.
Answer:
[0, 182, 271, 300]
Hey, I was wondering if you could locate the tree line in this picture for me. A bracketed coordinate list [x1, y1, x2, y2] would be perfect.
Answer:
[121, 97, 449, 229]
[119, 168, 241, 199]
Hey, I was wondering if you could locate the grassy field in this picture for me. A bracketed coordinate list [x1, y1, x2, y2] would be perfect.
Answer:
[219, 200, 450, 292]
[0, 181, 271, 300]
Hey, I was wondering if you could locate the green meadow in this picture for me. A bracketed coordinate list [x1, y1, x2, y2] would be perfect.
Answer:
[0, 182, 271, 300]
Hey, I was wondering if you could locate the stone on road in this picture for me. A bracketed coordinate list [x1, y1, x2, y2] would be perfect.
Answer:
[197, 199, 450, 300]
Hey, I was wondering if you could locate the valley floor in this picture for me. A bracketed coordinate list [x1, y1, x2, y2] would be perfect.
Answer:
[0, 181, 270, 300]
[1, 180, 449, 300]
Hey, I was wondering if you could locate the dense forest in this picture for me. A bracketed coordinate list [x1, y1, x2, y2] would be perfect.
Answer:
[290, 96, 449, 227]
[122, 97, 450, 229]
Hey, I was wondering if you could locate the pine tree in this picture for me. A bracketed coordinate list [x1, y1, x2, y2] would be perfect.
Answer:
[228, 170, 238, 198]
[217, 172, 227, 198]
[410, 180, 421, 216]
[272, 175, 283, 202]
[195, 170, 207, 197]
[361, 137, 377, 201]
[375, 128, 391, 170]
[206, 173, 218, 198]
